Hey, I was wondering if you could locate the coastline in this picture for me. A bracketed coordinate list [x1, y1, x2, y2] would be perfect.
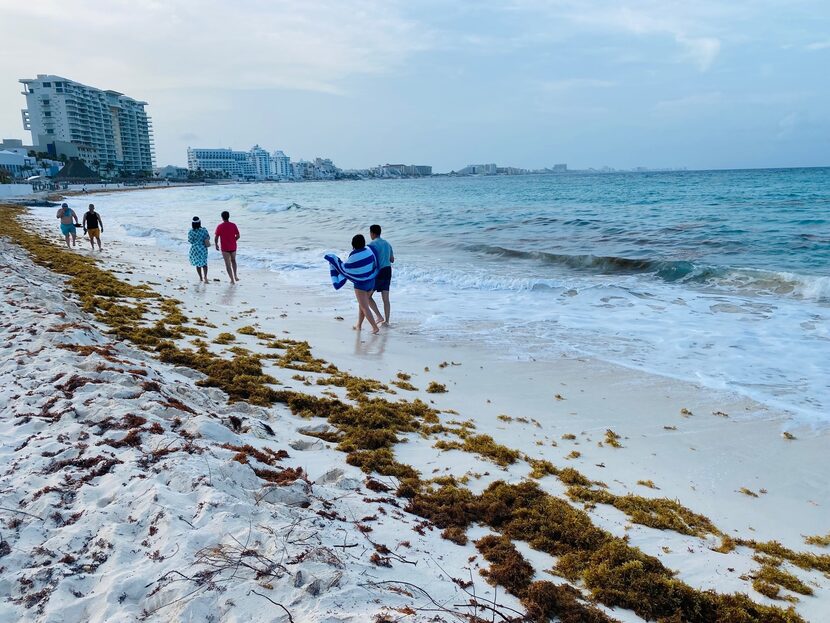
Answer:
[2, 202, 829, 621]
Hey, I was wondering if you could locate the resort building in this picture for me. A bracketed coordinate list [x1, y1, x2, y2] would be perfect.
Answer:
[374, 163, 433, 177]
[249, 145, 272, 179]
[272, 150, 291, 179]
[187, 147, 254, 178]
[0, 150, 36, 179]
[458, 163, 498, 175]
[187, 145, 341, 181]
[19, 74, 155, 174]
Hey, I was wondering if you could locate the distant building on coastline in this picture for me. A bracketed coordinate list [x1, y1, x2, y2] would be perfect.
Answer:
[458, 163, 498, 175]
[272, 150, 291, 178]
[187, 145, 341, 181]
[154, 165, 189, 180]
[19, 74, 155, 175]
[373, 163, 433, 177]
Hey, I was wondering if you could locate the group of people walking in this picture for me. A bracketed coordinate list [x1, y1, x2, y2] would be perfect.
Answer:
[188, 211, 241, 284]
[59, 202, 394, 335]
[56, 203, 103, 250]
[325, 224, 394, 334]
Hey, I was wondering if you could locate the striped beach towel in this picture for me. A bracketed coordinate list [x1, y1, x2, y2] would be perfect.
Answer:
[324, 247, 379, 290]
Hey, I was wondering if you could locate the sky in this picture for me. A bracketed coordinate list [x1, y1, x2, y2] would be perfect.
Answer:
[0, 0, 828, 171]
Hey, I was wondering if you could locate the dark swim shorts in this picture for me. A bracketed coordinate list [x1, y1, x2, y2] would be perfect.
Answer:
[354, 279, 376, 292]
[374, 266, 392, 291]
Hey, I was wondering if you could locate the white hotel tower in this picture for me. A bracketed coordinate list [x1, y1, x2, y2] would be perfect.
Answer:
[20, 74, 155, 173]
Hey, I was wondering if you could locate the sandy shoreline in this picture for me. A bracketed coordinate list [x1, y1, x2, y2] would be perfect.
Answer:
[2, 203, 829, 621]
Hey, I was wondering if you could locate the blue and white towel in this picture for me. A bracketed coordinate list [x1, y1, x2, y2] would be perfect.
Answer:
[324, 247, 378, 290]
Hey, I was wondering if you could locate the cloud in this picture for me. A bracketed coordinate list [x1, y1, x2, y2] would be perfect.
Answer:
[1, 0, 431, 94]
[675, 35, 721, 71]
[806, 40, 830, 50]
[507, 1, 724, 71]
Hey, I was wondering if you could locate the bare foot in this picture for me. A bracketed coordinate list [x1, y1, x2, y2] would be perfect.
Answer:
[371, 327, 380, 335]
[353, 325, 362, 331]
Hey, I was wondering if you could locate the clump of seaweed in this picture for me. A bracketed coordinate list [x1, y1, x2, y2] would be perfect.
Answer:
[475, 535, 534, 593]
[213, 332, 236, 344]
[603, 429, 622, 448]
[426, 382, 447, 394]
[434, 434, 520, 466]
[566, 485, 719, 537]
[475, 534, 617, 622]
[737, 539, 830, 574]
[407, 479, 802, 623]
[317, 370, 388, 400]
[527, 458, 559, 479]
[805, 532, 830, 547]
[753, 563, 813, 601]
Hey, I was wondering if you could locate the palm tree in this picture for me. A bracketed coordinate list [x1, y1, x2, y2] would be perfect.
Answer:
[104, 162, 115, 178]
[92, 159, 101, 177]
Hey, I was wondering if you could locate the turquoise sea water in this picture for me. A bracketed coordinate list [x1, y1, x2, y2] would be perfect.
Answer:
[45, 168, 830, 424]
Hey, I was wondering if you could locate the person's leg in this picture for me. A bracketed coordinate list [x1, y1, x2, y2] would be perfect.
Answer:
[381, 290, 391, 324]
[203, 264, 208, 282]
[71, 230, 77, 246]
[88, 232, 94, 249]
[353, 289, 365, 330]
[367, 291, 384, 324]
[230, 252, 238, 281]
[95, 234, 102, 250]
[63, 232, 71, 248]
[222, 252, 235, 283]
[196, 266, 204, 282]
[355, 290, 379, 334]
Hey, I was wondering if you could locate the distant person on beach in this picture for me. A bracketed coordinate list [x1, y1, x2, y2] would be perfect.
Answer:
[82, 204, 104, 250]
[368, 224, 394, 325]
[214, 211, 240, 284]
[188, 216, 211, 283]
[324, 235, 382, 334]
[56, 203, 80, 248]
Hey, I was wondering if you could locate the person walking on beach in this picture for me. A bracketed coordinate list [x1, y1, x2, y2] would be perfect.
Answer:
[82, 204, 104, 250]
[368, 224, 394, 325]
[56, 203, 80, 248]
[324, 235, 381, 334]
[188, 216, 211, 283]
[214, 211, 240, 284]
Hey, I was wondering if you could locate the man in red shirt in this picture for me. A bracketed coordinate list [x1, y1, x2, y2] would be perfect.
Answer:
[214, 210, 240, 283]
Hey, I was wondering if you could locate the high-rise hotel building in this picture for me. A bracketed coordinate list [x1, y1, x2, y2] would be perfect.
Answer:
[20, 74, 155, 173]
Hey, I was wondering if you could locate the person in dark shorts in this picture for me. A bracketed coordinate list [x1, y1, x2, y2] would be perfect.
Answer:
[82, 204, 104, 250]
[368, 224, 394, 325]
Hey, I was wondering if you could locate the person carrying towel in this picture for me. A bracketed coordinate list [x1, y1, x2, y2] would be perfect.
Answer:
[324, 234, 382, 334]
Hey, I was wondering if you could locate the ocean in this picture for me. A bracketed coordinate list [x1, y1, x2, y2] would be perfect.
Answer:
[43, 168, 830, 425]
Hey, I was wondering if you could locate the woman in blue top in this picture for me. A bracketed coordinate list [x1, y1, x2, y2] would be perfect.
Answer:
[188, 216, 210, 283]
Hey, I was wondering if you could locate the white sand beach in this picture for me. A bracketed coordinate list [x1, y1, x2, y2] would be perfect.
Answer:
[1, 206, 829, 622]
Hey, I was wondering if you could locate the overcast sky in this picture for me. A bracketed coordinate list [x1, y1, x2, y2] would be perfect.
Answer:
[1, 0, 828, 171]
